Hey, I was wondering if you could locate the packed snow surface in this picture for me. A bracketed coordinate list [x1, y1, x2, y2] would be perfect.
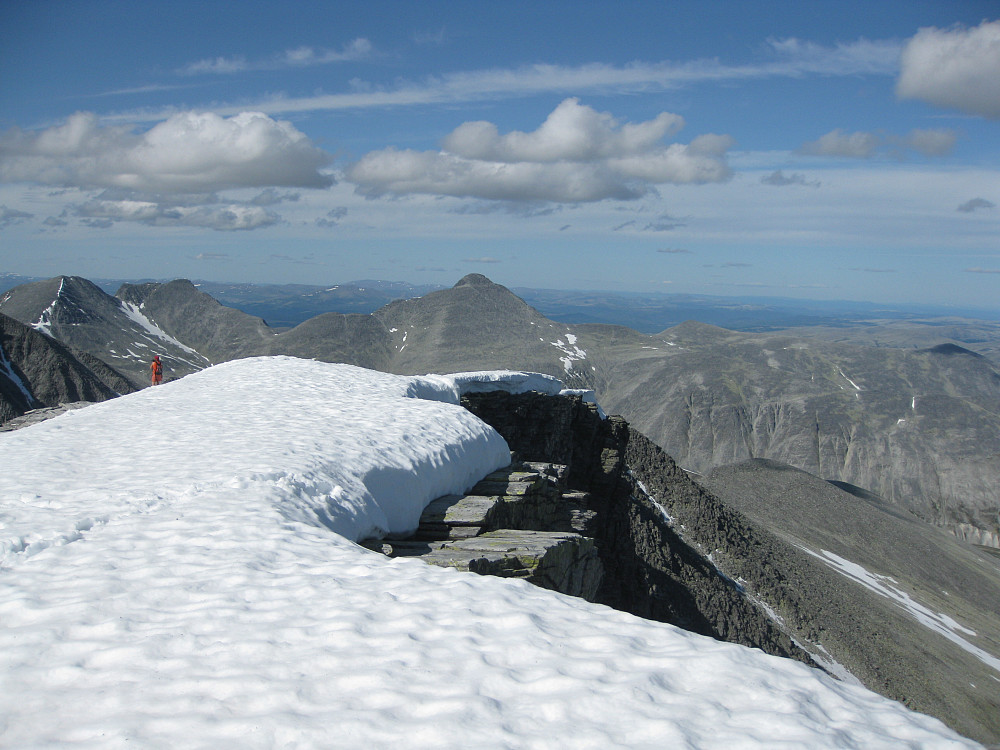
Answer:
[0, 358, 980, 749]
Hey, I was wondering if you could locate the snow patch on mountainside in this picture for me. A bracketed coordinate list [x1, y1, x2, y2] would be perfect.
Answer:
[120, 302, 203, 357]
[31, 278, 63, 335]
[551, 332, 588, 373]
[0, 341, 34, 403]
[803, 548, 1000, 674]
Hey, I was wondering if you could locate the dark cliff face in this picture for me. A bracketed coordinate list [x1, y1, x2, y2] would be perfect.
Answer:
[460, 390, 808, 663]
[0, 312, 136, 425]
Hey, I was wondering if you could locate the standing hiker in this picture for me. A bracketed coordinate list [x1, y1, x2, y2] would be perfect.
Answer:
[150, 355, 163, 386]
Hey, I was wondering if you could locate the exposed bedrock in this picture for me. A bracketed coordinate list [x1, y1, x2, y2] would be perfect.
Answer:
[460, 390, 808, 663]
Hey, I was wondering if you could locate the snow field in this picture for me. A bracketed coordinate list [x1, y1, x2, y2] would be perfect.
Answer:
[0, 357, 981, 748]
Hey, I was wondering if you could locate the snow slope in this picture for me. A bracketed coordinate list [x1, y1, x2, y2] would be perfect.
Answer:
[0, 358, 980, 748]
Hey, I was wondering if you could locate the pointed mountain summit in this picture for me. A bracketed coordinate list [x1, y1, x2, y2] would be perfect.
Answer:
[453, 273, 494, 287]
[0, 276, 115, 334]
[373, 275, 596, 384]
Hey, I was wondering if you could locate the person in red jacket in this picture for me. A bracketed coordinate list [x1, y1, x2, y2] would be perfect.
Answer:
[150, 355, 163, 386]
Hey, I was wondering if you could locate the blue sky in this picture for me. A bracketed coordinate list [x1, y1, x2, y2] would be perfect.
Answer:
[1, 1, 998, 310]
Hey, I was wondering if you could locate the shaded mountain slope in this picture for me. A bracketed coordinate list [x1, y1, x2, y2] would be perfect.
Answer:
[0, 312, 135, 424]
[596, 322, 1000, 535]
[117, 279, 274, 363]
[121, 280, 394, 371]
[257, 312, 393, 371]
[690, 457, 1000, 745]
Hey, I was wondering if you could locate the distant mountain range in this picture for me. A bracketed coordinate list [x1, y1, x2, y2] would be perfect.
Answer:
[5, 271, 997, 337]
[2, 272, 998, 548]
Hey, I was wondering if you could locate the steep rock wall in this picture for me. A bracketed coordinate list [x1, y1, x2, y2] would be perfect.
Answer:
[461, 390, 807, 663]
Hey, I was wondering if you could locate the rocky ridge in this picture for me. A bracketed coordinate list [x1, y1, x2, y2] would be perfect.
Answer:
[367, 389, 807, 664]
[363, 462, 603, 600]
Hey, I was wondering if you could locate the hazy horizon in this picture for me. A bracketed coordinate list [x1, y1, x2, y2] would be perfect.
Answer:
[5, 268, 998, 322]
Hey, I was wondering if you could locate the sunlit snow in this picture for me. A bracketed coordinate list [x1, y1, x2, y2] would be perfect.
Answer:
[550, 332, 588, 373]
[0, 358, 979, 748]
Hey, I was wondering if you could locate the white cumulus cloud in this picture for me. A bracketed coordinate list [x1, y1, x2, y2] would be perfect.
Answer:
[442, 98, 685, 162]
[0, 111, 333, 193]
[897, 20, 1000, 118]
[348, 99, 732, 203]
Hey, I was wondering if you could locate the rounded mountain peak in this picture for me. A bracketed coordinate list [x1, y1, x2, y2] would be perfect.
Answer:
[454, 274, 496, 288]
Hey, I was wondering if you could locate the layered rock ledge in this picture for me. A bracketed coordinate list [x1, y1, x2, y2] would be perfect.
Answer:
[362, 463, 603, 601]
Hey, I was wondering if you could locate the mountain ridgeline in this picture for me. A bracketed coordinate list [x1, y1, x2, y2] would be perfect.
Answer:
[5, 272, 995, 545]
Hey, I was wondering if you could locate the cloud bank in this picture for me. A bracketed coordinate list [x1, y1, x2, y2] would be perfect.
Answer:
[347, 98, 733, 203]
[72, 194, 281, 231]
[0, 111, 333, 231]
[897, 20, 1000, 118]
[0, 111, 333, 193]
